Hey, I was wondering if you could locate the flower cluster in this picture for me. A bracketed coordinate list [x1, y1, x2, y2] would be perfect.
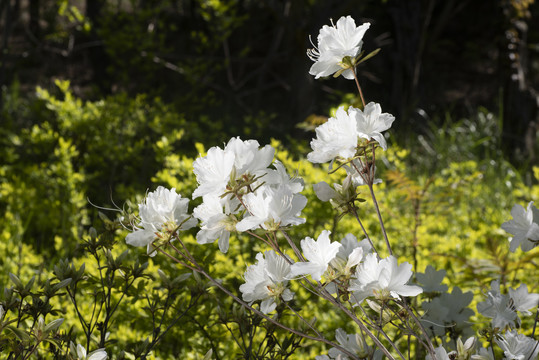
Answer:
[192, 137, 307, 253]
[122, 14, 539, 360]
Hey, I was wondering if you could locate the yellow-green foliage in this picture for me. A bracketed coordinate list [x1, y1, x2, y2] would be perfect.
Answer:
[2, 88, 538, 358]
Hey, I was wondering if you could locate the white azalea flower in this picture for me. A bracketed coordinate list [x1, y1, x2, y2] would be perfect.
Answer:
[352, 102, 395, 151]
[330, 233, 371, 275]
[349, 253, 422, 304]
[477, 280, 518, 330]
[416, 265, 448, 293]
[126, 187, 197, 256]
[308, 16, 370, 79]
[192, 146, 235, 199]
[264, 160, 304, 194]
[193, 195, 239, 253]
[307, 106, 359, 164]
[224, 137, 275, 177]
[501, 201, 539, 252]
[307, 105, 395, 165]
[239, 251, 294, 314]
[289, 230, 342, 281]
[236, 186, 307, 232]
[508, 283, 539, 315]
[496, 330, 539, 360]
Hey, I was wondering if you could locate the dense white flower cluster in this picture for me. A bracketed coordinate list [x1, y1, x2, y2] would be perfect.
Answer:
[192, 137, 307, 253]
[122, 14, 539, 360]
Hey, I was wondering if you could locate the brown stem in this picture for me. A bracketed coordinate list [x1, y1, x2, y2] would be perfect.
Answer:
[351, 67, 366, 108]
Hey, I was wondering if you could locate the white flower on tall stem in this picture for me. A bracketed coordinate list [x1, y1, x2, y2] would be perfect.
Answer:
[289, 230, 342, 282]
[307, 106, 359, 164]
[193, 195, 239, 253]
[239, 250, 294, 314]
[353, 102, 395, 151]
[501, 201, 539, 252]
[307, 104, 395, 165]
[349, 253, 422, 304]
[307, 16, 370, 79]
[126, 186, 197, 256]
[495, 330, 539, 360]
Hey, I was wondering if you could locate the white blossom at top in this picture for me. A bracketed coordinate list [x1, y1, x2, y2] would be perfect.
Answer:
[307, 16, 370, 79]
[289, 230, 342, 281]
[349, 253, 422, 304]
[495, 330, 539, 360]
[126, 187, 197, 255]
[353, 102, 395, 151]
[193, 195, 239, 253]
[501, 201, 539, 252]
[239, 250, 294, 314]
[236, 186, 307, 232]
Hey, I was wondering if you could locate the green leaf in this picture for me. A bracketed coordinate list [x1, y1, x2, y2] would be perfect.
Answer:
[44, 318, 64, 333]
[8, 273, 23, 289]
[53, 278, 72, 291]
[357, 48, 381, 65]
[203, 349, 213, 360]
[5, 325, 31, 342]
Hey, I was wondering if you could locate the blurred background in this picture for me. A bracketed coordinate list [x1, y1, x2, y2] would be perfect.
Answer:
[2, 2, 539, 357]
